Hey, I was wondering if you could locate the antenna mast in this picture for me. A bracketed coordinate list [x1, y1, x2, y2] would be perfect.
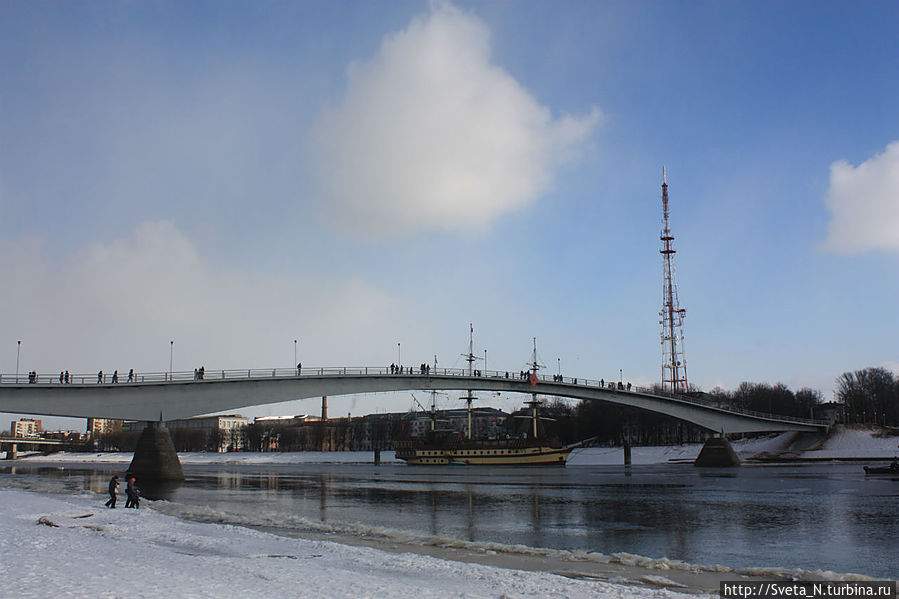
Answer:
[659, 167, 689, 393]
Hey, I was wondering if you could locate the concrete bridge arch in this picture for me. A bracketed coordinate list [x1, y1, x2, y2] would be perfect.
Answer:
[0, 368, 827, 435]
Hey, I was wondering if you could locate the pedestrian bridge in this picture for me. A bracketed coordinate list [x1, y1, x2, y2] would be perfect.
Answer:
[0, 366, 828, 434]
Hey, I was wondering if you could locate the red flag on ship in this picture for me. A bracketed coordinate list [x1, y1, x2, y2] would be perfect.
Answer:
[529, 372, 538, 386]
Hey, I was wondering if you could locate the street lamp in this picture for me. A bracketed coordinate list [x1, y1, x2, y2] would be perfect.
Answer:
[619, 368, 623, 385]
[16, 340, 21, 384]
[397, 342, 401, 366]
[170, 340, 174, 381]
[484, 349, 487, 373]
[294, 339, 297, 368]
[557, 357, 561, 377]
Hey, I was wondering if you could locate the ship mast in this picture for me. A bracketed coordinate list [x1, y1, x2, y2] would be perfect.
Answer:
[428, 389, 438, 431]
[525, 337, 545, 439]
[430, 355, 439, 430]
[659, 167, 689, 393]
[460, 323, 480, 439]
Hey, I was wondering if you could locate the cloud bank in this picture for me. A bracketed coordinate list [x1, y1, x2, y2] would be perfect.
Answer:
[310, 2, 602, 237]
[822, 141, 899, 254]
[0, 222, 401, 375]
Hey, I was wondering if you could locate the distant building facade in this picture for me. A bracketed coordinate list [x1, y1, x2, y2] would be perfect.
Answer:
[250, 415, 351, 452]
[128, 415, 248, 452]
[405, 408, 508, 440]
[11, 418, 42, 438]
[168, 415, 247, 452]
[86, 418, 123, 437]
[813, 402, 844, 424]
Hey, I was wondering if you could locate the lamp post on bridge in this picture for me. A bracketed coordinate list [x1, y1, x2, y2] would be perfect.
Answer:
[484, 349, 487, 373]
[294, 339, 297, 370]
[397, 342, 401, 368]
[557, 357, 560, 377]
[170, 340, 174, 381]
[16, 340, 21, 384]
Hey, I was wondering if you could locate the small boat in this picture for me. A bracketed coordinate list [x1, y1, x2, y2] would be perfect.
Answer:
[863, 461, 899, 475]
[395, 330, 584, 466]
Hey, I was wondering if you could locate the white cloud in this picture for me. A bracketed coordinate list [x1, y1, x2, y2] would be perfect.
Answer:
[822, 141, 899, 254]
[0, 222, 404, 376]
[309, 2, 602, 237]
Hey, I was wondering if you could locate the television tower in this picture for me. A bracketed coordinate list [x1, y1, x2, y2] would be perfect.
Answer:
[659, 167, 689, 393]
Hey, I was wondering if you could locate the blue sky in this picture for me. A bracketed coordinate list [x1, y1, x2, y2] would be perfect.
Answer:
[1, 1, 897, 429]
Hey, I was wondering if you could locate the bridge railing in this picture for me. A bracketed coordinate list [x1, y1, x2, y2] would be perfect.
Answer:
[0, 366, 828, 426]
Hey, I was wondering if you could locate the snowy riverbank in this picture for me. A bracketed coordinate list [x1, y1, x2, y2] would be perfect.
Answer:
[0, 486, 700, 599]
[4, 425, 896, 597]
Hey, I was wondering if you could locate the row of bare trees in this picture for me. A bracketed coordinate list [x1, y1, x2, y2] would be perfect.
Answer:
[835, 367, 899, 425]
[705, 383, 823, 419]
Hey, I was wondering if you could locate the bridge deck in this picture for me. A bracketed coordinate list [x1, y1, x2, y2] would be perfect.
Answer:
[0, 366, 829, 433]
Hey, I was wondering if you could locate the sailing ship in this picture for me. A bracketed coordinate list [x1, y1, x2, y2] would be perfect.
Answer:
[395, 327, 580, 466]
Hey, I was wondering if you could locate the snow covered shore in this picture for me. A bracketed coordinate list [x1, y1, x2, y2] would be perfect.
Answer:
[16, 425, 897, 466]
[0, 487, 696, 599]
[4, 425, 896, 597]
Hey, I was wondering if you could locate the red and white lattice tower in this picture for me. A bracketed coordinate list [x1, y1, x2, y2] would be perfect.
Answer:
[659, 167, 689, 393]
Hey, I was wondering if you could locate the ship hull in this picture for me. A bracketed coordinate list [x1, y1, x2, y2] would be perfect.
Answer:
[396, 443, 573, 466]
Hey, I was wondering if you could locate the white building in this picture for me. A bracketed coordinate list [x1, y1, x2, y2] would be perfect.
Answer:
[86, 418, 123, 437]
[166, 415, 248, 452]
[10, 418, 42, 438]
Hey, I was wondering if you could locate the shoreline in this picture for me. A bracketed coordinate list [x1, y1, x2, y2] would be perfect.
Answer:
[2, 483, 889, 598]
[4, 463, 892, 595]
[0, 485, 705, 599]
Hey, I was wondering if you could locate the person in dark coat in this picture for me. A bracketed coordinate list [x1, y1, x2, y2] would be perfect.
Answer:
[105, 475, 119, 508]
[124, 475, 139, 508]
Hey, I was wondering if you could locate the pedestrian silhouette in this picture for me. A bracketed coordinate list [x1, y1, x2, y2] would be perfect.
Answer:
[125, 475, 140, 508]
[105, 475, 119, 508]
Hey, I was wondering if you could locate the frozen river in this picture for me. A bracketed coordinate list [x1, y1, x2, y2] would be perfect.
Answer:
[3, 456, 897, 580]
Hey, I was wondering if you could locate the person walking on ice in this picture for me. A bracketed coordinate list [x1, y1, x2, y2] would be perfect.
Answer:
[125, 475, 140, 509]
[105, 475, 119, 508]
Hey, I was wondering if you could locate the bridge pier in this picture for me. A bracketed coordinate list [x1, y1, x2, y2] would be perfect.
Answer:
[694, 436, 740, 467]
[623, 440, 631, 465]
[127, 422, 184, 483]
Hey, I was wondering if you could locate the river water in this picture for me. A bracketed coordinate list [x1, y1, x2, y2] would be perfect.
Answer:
[2, 457, 897, 581]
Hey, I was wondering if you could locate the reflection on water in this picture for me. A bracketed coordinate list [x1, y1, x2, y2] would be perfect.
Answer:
[138, 480, 183, 501]
[2, 461, 897, 578]
[2, 465, 184, 501]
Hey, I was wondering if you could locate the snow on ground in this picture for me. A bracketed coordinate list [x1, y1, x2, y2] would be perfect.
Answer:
[801, 425, 899, 459]
[0, 487, 697, 599]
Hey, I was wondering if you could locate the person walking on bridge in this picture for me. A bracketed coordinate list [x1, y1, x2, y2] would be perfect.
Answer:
[104, 475, 119, 508]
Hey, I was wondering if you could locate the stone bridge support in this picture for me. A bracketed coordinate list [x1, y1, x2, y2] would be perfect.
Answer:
[694, 436, 740, 467]
[127, 422, 184, 484]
